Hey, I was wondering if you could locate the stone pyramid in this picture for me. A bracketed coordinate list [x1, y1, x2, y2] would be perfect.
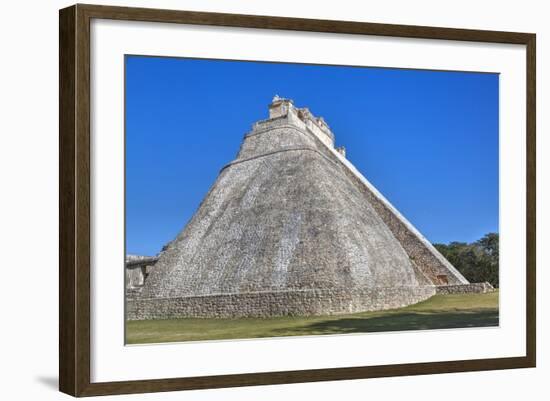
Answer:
[128, 96, 473, 320]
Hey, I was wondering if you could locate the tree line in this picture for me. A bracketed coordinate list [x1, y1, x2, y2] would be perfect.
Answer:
[434, 233, 499, 288]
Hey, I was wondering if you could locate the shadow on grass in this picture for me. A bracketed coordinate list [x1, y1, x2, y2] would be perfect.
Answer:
[268, 309, 499, 336]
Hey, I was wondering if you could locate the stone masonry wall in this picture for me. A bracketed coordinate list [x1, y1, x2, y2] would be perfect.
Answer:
[127, 286, 436, 320]
[435, 282, 495, 295]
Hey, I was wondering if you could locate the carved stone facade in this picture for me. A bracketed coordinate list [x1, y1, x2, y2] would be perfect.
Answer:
[125, 255, 158, 298]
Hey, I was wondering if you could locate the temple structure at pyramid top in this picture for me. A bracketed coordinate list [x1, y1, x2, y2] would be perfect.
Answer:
[127, 96, 493, 320]
[267, 95, 337, 149]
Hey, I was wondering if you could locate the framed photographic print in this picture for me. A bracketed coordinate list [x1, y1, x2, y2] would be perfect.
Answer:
[59, 4, 536, 397]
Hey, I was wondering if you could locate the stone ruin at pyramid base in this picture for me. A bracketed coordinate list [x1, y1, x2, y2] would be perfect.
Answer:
[126, 96, 494, 320]
[129, 284, 485, 320]
[127, 283, 494, 320]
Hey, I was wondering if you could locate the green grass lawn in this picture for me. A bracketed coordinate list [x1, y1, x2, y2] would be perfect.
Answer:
[126, 291, 499, 344]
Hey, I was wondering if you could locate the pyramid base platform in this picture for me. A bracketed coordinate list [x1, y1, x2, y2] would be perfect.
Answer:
[126, 286, 438, 320]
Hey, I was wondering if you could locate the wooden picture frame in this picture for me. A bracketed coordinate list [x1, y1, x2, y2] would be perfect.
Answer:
[59, 3, 536, 397]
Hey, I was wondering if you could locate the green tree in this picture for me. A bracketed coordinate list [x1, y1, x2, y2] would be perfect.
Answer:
[434, 233, 499, 288]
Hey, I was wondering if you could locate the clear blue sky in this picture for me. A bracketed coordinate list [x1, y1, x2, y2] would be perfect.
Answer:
[126, 55, 499, 256]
